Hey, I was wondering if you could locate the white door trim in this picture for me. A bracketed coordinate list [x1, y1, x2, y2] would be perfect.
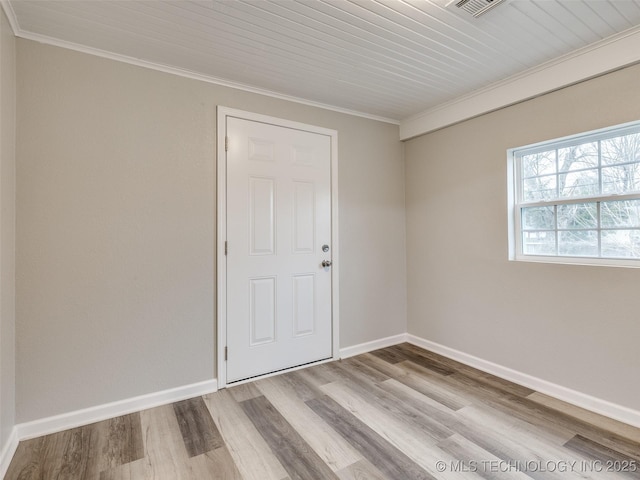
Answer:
[216, 106, 339, 388]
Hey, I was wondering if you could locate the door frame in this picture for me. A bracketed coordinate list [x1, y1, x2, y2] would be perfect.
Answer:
[216, 106, 340, 388]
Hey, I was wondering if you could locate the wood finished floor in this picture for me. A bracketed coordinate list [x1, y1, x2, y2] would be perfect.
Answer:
[6, 343, 640, 479]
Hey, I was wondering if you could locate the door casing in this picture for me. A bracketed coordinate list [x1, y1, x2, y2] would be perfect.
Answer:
[216, 106, 340, 388]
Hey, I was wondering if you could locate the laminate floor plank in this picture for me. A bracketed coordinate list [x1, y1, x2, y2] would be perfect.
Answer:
[319, 381, 480, 479]
[306, 395, 436, 480]
[397, 344, 536, 398]
[203, 389, 289, 480]
[563, 434, 640, 479]
[302, 362, 343, 385]
[275, 370, 325, 402]
[450, 380, 640, 461]
[356, 352, 410, 379]
[228, 382, 263, 403]
[98, 460, 133, 480]
[240, 395, 340, 480]
[311, 360, 382, 393]
[473, 373, 536, 398]
[448, 418, 568, 480]
[368, 347, 409, 365]
[324, 374, 455, 444]
[4, 437, 45, 480]
[255, 375, 363, 471]
[98, 457, 151, 480]
[138, 403, 195, 479]
[398, 357, 461, 382]
[39, 426, 97, 480]
[528, 392, 640, 444]
[6, 343, 640, 480]
[173, 396, 223, 457]
[437, 434, 532, 480]
[406, 368, 576, 443]
[377, 378, 463, 428]
[454, 404, 619, 480]
[467, 400, 576, 446]
[385, 344, 456, 376]
[326, 359, 394, 393]
[384, 366, 470, 411]
[335, 459, 389, 480]
[294, 362, 339, 387]
[422, 370, 577, 445]
[75, 413, 144, 479]
[105, 413, 144, 469]
[340, 357, 391, 383]
[393, 344, 483, 378]
[190, 446, 243, 479]
[400, 350, 519, 399]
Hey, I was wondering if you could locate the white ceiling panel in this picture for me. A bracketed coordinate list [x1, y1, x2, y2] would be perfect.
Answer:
[7, 0, 640, 122]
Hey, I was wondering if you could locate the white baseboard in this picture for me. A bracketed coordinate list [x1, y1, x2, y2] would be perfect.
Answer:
[4, 333, 404, 447]
[0, 427, 18, 479]
[340, 333, 407, 359]
[16, 379, 218, 441]
[407, 334, 640, 429]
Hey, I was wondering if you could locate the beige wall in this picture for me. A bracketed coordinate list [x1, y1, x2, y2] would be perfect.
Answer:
[16, 39, 406, 422]
[405, 63, 640, 411]
[0, 8, 16, 449]
[8, 14, 640, 432]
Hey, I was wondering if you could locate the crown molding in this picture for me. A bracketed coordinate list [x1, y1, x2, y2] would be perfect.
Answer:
[400, 25, 640, 140]
[4, 0, 640, 141]
[0, 5, 399, 126]
[0, 0, 18, 35]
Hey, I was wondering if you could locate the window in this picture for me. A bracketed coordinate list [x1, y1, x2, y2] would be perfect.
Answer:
[509, 121, 640, 267]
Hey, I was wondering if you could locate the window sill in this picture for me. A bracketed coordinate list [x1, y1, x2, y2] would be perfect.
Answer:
[511, 254, 640, 268]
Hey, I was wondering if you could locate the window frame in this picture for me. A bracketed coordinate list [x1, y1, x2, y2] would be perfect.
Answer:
[508, 120, 640, 268]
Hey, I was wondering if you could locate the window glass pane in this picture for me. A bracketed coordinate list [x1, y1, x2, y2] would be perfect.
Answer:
[523, 174, 556, 202]
[601, 133, 640, 166]
[522, 231, 555, 255]
[514, 123, 640, 264]
[602, 230, 640, 258]
[601, 199, 640, 228]
[522, 151, 555, 178]
[522, 206, 554, 230]
[558, 230, 598, 257]
[559, 169, 599, 198]
[557, 203, 597, 229]
[558, 142, 598, 171]
[602, 164, 640, 194]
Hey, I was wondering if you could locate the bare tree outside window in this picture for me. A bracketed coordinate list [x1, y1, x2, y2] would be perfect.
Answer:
[512, 124, 640, 264]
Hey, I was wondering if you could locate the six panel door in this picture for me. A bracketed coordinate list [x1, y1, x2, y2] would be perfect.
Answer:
[225, 117, 332, 383]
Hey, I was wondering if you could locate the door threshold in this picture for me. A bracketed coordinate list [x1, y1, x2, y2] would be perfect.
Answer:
[224, 356, 335, 388]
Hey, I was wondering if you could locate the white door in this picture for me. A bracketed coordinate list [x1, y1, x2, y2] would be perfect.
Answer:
[225, 116, 333, 383]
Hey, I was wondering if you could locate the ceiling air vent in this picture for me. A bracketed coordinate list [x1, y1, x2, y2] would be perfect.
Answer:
[452, 0, 506, 17]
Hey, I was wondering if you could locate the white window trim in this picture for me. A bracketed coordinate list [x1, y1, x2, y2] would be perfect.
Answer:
[508, 119, 640, 268]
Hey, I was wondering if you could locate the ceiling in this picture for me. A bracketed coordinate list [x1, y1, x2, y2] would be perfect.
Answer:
[5, 0, 640, 125]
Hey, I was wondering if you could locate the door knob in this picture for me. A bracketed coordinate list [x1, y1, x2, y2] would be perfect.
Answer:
[322, 260, 332, 268]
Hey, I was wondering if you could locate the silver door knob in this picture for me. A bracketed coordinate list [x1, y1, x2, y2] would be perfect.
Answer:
[322, 260, 332, 268]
